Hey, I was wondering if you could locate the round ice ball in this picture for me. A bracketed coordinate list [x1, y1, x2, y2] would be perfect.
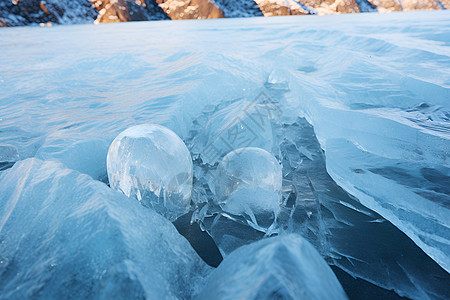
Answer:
[107, 124, 193, 221]
[214, 147, 282, 226]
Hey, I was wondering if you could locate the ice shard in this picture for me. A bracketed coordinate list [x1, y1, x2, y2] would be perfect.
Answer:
[0, 158, 210, 299]
[195, 234, 348, 300]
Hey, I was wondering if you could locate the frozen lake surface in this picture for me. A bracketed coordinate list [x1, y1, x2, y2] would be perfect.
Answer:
[0, 11, 449, 299]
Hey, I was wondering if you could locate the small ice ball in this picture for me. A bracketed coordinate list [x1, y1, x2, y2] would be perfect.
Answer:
[266, 68, 290, 90]
[214, 147, 282, 227]
[107, 124, 193, 221]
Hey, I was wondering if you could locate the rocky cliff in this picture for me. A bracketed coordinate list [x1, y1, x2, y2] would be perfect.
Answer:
[0, 0, 447, 26]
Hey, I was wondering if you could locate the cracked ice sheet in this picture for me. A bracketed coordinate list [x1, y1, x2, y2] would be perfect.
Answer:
[190, 112, 450, 299]
[0, 10, 449, 299]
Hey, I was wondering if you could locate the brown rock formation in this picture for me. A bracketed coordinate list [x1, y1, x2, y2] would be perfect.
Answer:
[367, 0, 441, 12]
[91, 0, 131, 23]
[254, 0, 310, 16]
[401, 0, 441, 11]
[439, 0, 449, 9]
[90, 0, 165, 23]
[367, 0, 402, 12]
[0, 0, 446, 27]
[155, 0, 224, 19]
[304, 0, 361, 14]
[254, 0, 362, 16]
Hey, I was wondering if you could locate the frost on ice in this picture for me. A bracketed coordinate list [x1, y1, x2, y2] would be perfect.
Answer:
[0, 158, 210, 299]
[107, 124, 193, 221]
[195, 234, 348, 300]
[214, 147, 282, 229]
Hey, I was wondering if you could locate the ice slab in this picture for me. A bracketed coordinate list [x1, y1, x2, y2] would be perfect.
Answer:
[284, 78, 450, 272]
[0, 158, 210, 299]
[107, 124, 193, 221]
[195, 234, 348, 300]
[325, 137, 450, 273]
[36, 133, 110, 181]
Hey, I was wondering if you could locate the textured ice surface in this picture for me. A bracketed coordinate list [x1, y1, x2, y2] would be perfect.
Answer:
[191, 99, 279, 165]
[194, 115, 450, 300]
[283, 48, 450, 272]
[195, 234, 348, 300]
[0, 158, 210, 299]
[1, 11, 450, 299]
[0, 145, 19, 163]
[36, 132, 110, 181]
[107, 124, 193, 221]
[213, 147, 282, 229]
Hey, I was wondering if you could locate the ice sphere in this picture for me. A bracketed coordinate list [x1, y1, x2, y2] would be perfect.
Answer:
[0, 158, 210, 299]
[265, 68, 290, 90]
[107, 124, 193, 221]
[195, 234, 348, 300]
[214, 147, 282, 228]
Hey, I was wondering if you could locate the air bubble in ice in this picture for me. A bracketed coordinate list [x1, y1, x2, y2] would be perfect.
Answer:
[265, 68, 290, 90]
[214, 147, 282, 229]
[107, 124, 193, 221]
